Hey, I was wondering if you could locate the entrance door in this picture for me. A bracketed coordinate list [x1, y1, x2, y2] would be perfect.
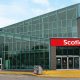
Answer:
[62, 57, 67, 69]
[68, 57, 73, 69]
[0, 58, 2, 70]
[74, 57, 79, 69]
[68, 56, 79, 69]
[56, 56, 79, 69]
[56, 57, 61, 69]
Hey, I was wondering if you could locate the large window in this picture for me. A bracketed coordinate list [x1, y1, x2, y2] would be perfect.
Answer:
[56, 47, 80, 55]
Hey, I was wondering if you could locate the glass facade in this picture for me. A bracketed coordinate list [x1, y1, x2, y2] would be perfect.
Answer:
[0, 33, 49, 70]
[2, 4, 79, 38]
[0, 4, 80, 70]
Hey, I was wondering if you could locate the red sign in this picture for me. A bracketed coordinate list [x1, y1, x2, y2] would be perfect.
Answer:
[50, 38, 80, 46]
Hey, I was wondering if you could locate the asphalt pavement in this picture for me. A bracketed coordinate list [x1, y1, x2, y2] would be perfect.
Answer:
[0, 74, 80, 80]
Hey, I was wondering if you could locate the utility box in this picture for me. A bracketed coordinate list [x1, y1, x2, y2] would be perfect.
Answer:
[34, 65, 43, 75]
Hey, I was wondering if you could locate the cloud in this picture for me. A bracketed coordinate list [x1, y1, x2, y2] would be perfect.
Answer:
[72, 0, 80, 3]
[0, 0, 79, 28]
[0, 0, 52, 28]
[32, 7, 54, 16]
[32, 0, 50, 5]
[0, 3, 27, 17]
[0, 17, 18, 28]
[0, 2, 29, 28]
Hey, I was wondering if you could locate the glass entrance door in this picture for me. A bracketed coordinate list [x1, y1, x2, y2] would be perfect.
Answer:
[74, 57, 79, 69]
[68, 57, 73, 69]
[56, 57, 61, 69]
[56, 56, 79, 69]
[62, 57, 67, 69]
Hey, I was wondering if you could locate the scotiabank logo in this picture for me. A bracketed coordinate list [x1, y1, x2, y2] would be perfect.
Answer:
[50, 38, 80, 46]
[64, 40, 80, 46]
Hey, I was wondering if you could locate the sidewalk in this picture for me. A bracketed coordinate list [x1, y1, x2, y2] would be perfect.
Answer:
[0, 70, 80, 78]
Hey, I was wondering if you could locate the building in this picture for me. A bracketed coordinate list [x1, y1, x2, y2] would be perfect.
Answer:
[0, 3, 80, 70]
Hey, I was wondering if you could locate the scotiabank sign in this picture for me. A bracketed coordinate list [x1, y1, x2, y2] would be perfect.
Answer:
[50, 38, 80, 46]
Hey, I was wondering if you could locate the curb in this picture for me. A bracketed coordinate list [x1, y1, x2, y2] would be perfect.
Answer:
[0, 71, 34, 75]
[36, 75, 80, 78]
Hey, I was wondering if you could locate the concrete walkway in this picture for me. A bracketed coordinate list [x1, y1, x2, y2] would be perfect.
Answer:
[0, 70, 80, 78]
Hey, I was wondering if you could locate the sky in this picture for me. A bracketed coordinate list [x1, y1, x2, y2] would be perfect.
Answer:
[0, 0, 80, 28]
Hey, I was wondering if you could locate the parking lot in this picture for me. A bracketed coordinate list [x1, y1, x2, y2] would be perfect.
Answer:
[0, 74, 80, 80]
